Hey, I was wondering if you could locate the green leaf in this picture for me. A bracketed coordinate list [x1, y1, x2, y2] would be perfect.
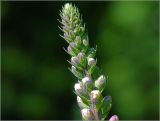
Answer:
[91, 66, 101, 80]
[88, 65, 97, 75]
[100, 96, 112, 120]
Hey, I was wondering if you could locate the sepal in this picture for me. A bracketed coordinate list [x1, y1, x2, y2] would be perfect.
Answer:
[70, 66, 83, 79]
[87, 48, 96, 59]
[77, 96, 89, 109]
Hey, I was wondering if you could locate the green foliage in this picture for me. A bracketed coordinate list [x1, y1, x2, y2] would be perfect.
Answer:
[97, 1, 159, 120]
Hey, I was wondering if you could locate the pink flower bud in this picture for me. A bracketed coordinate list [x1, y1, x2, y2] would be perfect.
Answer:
[71, 56, 79, 66]
[82, 76, 92, 91]
[77, 52, 85, 60]
[90, 90, 101, 100]
[90, 90, 102, 107]
[88, 58, 96, 66]
[109, 115, 119, 121]
[82, 76, 92, 85]
[74, 83, 83, 95]
[67, 45, 72, 53]
[81, 108, 94, 120]
[70, 42, 77, 48]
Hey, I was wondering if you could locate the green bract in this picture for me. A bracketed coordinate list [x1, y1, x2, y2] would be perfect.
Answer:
[59, 3, 112, 121]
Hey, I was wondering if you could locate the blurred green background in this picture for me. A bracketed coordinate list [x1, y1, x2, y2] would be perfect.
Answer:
[1, 1, 159, 120]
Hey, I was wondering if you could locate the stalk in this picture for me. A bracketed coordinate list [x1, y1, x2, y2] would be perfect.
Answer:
[59, 3, 118, 121]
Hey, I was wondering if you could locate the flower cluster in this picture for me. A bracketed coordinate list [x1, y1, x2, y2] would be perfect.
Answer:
[59, 3, 117, 121]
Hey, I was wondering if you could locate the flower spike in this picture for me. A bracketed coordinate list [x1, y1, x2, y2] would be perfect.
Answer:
[59, 3, 118, 121]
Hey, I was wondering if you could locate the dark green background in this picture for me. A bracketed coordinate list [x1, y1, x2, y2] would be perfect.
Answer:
[1, 1, 159, 120]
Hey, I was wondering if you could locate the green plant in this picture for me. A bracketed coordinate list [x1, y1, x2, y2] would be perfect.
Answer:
[59, 3, 118, 121]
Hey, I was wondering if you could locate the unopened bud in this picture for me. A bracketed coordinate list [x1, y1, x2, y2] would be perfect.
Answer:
[67, 45, 76, 56]
[87, 58, 97, 75]
[82, 76, 92, 91]
[77, 52, 86, 66]
[77, 52, 85, 60]
[71, 65, 77, 74]
[71, 57, 79, 66]
[95, 75, 106, 92]
[63, 3, 70, 15]
[70, 42, 77, 48]
[77, 96, 89, 109]
[64, 32, 69, 38]
[88, 58, 96, 66]
[64, 3, 71, 10]
[67, 45, 72, 53]
[90, 90, 102, 103]
[109, 115, 119, 121]
[81, 108, 94, 120]
[68, 42, 79, 56]
[82, 76, 92, 85]
[74, 83, 83, 95]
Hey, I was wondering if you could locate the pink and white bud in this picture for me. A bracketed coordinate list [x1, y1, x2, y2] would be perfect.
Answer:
[74, 83, 83, 95]
[81, 108, 94, 120]
[70, 42, 77, 48]
[71, 66, 77, 74]
[77, 52, 85, 60]
[90, 90, 103, 111]
[109, 115, 119, 121]
[90, 90, 101, 100]
[77, 96, 82, 103]
[98, 75, 106, 84]
[82, 76, 92, 85]
[88, 58, 96, 66]
[82, 76, 92, 91]
[71, 56, 79, 66]
[77, 52, 86, 66]
[67, 45, 72, 53]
